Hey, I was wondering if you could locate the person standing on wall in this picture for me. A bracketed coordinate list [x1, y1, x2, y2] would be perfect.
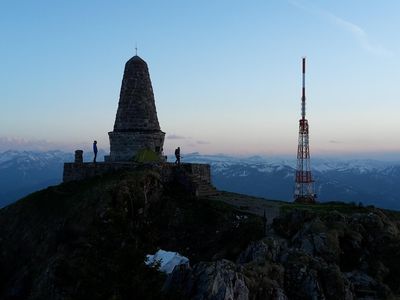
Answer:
[175, 147, 181, 166]
[93, 140, 98, 163]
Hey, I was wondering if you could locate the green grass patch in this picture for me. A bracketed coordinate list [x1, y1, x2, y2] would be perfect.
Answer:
[134, 149, 161, 162]
[280, 202, 371, 215]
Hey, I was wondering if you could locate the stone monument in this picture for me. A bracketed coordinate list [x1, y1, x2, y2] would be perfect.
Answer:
[63, 54, 217, 197]
[105, 55, 165, 162]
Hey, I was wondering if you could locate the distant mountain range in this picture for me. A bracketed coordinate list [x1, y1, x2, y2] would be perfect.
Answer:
[1, 150, 400, 210]
[179, 153, 400, 210]
[0, 150, 102, 207]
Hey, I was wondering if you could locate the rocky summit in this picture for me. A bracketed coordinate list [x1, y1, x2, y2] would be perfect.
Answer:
[0, 169, 399, 300]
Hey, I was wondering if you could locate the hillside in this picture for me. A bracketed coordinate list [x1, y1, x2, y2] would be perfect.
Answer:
[182, 153, 400, 210]
[0, 150, 108, 207]
[0, 150, 71, 207]
[0, 170, 400, 299]
[3, 150, 400, 210]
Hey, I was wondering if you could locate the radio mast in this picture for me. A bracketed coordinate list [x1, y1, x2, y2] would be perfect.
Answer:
[294, 57, 316, 203]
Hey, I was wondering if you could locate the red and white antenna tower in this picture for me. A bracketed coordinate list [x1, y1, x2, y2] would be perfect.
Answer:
[294, 57, 316, 203]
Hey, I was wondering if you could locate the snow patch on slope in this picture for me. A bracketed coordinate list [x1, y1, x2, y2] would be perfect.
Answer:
[146, 250, 189, 274]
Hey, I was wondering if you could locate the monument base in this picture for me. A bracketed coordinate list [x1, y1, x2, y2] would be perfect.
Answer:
[63, 162, 218, 197]
[108, 130, 165, 162]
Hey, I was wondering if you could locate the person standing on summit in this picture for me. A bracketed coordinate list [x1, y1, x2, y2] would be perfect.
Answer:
[93, 140, 98, 163]
[175, 147, 181, 166]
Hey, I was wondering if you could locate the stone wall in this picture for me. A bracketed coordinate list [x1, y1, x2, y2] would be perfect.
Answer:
[181, 163, 212, 184]
[63, 162, 216, 197]
[63, 162, 138, 182]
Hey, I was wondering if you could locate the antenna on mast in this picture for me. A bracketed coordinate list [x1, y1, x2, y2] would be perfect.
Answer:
[302, 57, 306, 119]
[294, 57, 316, 204]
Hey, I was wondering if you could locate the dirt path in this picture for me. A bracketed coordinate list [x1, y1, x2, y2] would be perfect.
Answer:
[205, 192, 283, 224]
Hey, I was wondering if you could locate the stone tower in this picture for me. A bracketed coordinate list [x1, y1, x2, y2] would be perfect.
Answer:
[106, 55, 165, 162]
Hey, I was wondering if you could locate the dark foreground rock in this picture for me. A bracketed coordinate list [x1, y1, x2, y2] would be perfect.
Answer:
[164, 260, 249, 300]
[0, 170, 399, 299]
[164, 208, 400, 300]
[0, 170, 262, 300]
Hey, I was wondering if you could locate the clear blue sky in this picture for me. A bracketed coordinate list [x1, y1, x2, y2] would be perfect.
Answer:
[1, 0, 400, 157]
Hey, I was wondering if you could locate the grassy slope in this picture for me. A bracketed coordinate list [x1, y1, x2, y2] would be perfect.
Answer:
[0, 171, 264, 300]
[1, 170, 399, 299]
[208, 190, 400, 219]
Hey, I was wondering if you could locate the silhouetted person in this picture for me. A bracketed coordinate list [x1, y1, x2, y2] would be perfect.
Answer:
[93, 140, 98, 163]
[175, 147, 181, 166]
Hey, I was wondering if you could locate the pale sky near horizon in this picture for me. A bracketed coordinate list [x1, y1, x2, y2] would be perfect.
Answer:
[1, 0, 400, 157]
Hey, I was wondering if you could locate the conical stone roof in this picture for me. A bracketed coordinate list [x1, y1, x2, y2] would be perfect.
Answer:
[106, 55, 165, 162]
[113, 55, 161, 132]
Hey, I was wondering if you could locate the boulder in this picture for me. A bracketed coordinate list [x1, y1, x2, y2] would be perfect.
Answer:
[345, 270, 391, 300]
[164, 259, 249, 300]
[237, 237, 287, 264]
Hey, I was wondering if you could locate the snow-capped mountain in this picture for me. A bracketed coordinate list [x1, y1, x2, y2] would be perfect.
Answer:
[0, 150, 105, 207]
[1, 150, 400, 210]
[180, 153, 400, 210]
[0, 150, 72, 207]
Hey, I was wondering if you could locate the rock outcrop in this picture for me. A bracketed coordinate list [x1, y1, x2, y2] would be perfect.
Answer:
[1, 170, 400, 299]
[0, 171, 262, 300]
[164, 260, 249, 300]
[164, 208, 400, 299]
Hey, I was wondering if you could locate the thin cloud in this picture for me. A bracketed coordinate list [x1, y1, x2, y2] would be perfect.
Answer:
[166, 134, 187, 140]
[327, 13, 392, 57]
[329, 140, 342, 144]
[289, 0, 392, 57]
[196, 140, 210, 145]
[0, 136, 69, 152]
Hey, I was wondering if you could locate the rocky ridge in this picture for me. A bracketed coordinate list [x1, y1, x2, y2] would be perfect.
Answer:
[0, 170, 399, 299]
[163, 207, 400, 299]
